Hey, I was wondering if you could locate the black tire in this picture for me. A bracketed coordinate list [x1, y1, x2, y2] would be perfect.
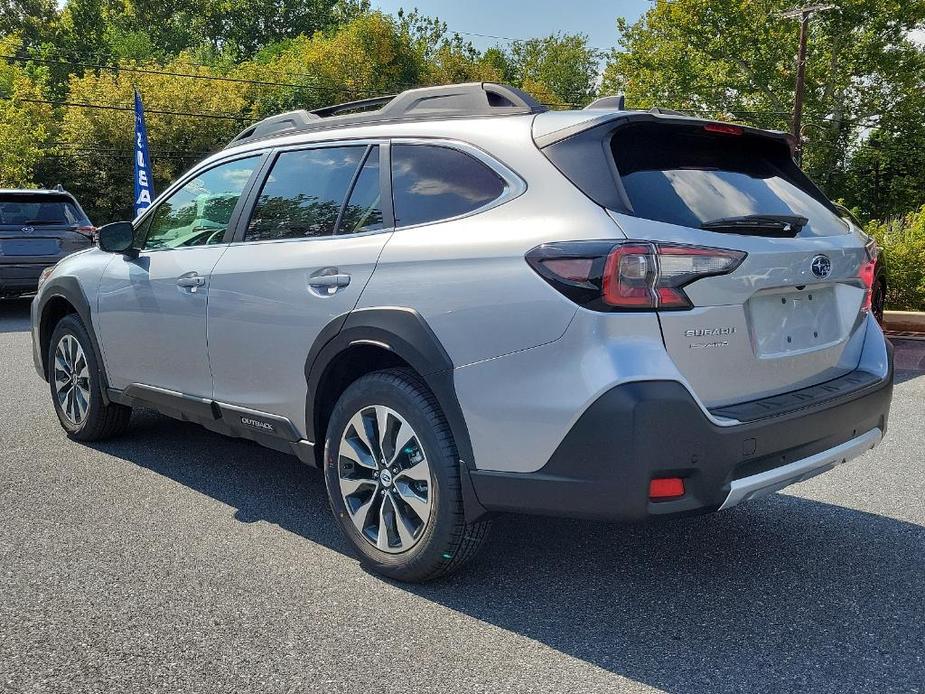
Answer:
[47, 314, 132, 441]
[872, 278, 886, 325]
[323, 368, 490, 582]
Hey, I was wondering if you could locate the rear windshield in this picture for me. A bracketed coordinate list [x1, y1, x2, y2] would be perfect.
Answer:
[610, 123, 847, 237]
[0, 194, 88, 227]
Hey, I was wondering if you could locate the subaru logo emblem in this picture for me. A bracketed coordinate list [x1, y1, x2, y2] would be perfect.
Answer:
[811, 255, 832, 279]
[21, 225, 35, 235]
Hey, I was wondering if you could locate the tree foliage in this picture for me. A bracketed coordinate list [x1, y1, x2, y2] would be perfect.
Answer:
[0, 34, 53, 187]
[602, 0, 925, 219]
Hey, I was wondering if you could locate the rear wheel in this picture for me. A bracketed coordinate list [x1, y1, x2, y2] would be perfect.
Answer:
[323, 368, 490, 582]
[48, 314, 131, 441]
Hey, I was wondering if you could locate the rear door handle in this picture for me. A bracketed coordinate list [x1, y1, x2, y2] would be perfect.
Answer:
[308, 273, 351, 288]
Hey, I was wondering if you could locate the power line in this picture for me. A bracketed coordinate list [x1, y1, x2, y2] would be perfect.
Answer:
[1, 94, 252, 121]
[1, 52, 364, 94]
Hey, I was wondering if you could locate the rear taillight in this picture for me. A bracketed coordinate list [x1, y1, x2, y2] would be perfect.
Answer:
[77, 225, 97, 243]
[859, 239, 878, 313]
[526, 241, 746, 311]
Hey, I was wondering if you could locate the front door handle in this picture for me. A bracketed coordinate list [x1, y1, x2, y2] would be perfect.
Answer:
[308, 273, 351, 289]
[177, 274, 206, 289]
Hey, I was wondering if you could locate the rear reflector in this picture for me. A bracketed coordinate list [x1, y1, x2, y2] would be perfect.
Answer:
[649, 477, 685, 500]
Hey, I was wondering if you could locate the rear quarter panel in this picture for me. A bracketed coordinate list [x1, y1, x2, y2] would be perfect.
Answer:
[357, 120, 624, 367]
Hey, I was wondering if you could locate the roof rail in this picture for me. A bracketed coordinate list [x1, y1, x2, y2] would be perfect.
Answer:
[225, 82, 547, 149]
[227, 110, 322, 147]
[585, 95, 625, 110]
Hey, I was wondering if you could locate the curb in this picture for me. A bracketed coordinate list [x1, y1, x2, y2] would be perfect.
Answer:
[884, 311, 925, 334]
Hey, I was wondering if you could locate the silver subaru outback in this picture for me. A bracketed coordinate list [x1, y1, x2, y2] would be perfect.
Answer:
[31, 83, 893, 582]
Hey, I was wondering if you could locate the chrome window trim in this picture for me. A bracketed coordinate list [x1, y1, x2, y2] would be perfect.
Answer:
[232, 139, 391, 247]
[388, 137, 527, 230]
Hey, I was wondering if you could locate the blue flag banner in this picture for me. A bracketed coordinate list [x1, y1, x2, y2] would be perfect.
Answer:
[133, 89, 154, 217]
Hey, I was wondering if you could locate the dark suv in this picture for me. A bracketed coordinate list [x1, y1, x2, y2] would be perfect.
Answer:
[0, 189, 95, 297]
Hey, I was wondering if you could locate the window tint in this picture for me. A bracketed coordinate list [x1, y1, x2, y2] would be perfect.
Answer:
[142, 156, 259, 250]
[246, 146, 365, 241]
[391, 145, 506, 227]
[611, 123, 847, 237]
[337, 147, 384, 234]
[0, 195, 88, 227]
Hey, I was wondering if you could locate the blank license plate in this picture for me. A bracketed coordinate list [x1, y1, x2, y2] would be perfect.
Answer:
[1, 239, 60, 256]
[747, 286, 842, 356]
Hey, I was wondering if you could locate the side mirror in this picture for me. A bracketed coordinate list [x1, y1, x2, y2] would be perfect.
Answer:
[97, 221, 138, 257]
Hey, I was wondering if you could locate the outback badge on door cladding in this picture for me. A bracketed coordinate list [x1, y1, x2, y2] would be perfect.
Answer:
[811, 254, 832, 279]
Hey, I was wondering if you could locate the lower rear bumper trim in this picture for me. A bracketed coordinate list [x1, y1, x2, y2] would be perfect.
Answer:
[718, 427, 882, 510]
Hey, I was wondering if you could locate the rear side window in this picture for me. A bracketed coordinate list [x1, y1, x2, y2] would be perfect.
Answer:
[337, 146, 384, 235]
[391, 144, 506, 227]
[0, 195, 88, 227]
[246, 146, 366, 241]
[611, 123, 847, 237]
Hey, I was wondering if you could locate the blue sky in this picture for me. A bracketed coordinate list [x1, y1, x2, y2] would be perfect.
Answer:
[370, 0, 652, 53]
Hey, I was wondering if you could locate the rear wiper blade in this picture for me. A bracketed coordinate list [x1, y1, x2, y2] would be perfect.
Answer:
[700, 214, 808, 237]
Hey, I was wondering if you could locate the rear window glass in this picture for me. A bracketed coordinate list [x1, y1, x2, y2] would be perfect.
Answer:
[611, 123, 847, 237]
[391, 145, 506, 227]
[0, 195, 88, 227]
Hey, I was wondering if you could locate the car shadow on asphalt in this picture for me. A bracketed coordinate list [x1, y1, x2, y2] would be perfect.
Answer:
[89, 408, 925, 693]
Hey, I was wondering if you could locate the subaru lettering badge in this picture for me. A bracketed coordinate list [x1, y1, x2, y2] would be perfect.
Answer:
[811, 254, 832, 279]
[21, 226, 35, 235]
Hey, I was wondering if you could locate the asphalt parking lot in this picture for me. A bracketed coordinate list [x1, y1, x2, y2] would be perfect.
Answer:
[1, 297, 923, 694]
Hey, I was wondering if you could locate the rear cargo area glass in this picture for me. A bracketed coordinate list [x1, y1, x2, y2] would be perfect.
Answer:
[610, 123, 847, 237]
[0, 194, 87, 227]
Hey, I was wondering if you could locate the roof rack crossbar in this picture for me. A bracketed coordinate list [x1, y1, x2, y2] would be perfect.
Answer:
[311, 95, 396, 118]
[225, 82, 547, 149]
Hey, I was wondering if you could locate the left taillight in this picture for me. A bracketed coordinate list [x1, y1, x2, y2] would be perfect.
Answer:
[37, 265, 56, 290]
[859, 238, 879, 314]
[526, 240, 746, 311]
[77, 225, 97, 244]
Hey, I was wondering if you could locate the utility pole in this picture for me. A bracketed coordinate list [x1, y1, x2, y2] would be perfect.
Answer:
[780, 4, 835, 164]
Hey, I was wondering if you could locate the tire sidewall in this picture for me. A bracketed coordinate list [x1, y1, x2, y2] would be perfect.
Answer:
[323, 371, 460, 578]
[47, 315, 104, 438]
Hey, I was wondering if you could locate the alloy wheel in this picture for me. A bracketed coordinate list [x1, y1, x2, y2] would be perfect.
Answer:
[337, 405, 433, 554]
[53, 334, 91, 426]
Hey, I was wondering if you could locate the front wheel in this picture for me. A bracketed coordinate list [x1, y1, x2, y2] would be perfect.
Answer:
[48, 314, 132, 441]
[323, 368, 490, 582]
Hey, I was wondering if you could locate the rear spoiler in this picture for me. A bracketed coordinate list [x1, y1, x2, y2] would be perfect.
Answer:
[533, 110, 792, 149]
[535, 111, 813, 217]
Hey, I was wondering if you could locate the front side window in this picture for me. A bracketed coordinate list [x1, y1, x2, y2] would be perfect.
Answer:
[245, 146, 367, 242]
[141, 156, 260, 250]
[391, 144, 506, 227]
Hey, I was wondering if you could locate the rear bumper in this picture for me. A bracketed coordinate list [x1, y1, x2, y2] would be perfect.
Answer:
[0, 262, 52, 294]
[469, 355, 893, 522]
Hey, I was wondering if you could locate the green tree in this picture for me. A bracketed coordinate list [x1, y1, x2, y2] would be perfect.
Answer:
[602, 0, 925, 207]
[55, 54, 251, 220]
[0, 35, 54, 187]
[510, 33, 601, 107]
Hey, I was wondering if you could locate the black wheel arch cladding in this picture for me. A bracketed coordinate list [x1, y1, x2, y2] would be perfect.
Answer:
[305, 307, 474, 468]
[36, 276, 113, 404]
